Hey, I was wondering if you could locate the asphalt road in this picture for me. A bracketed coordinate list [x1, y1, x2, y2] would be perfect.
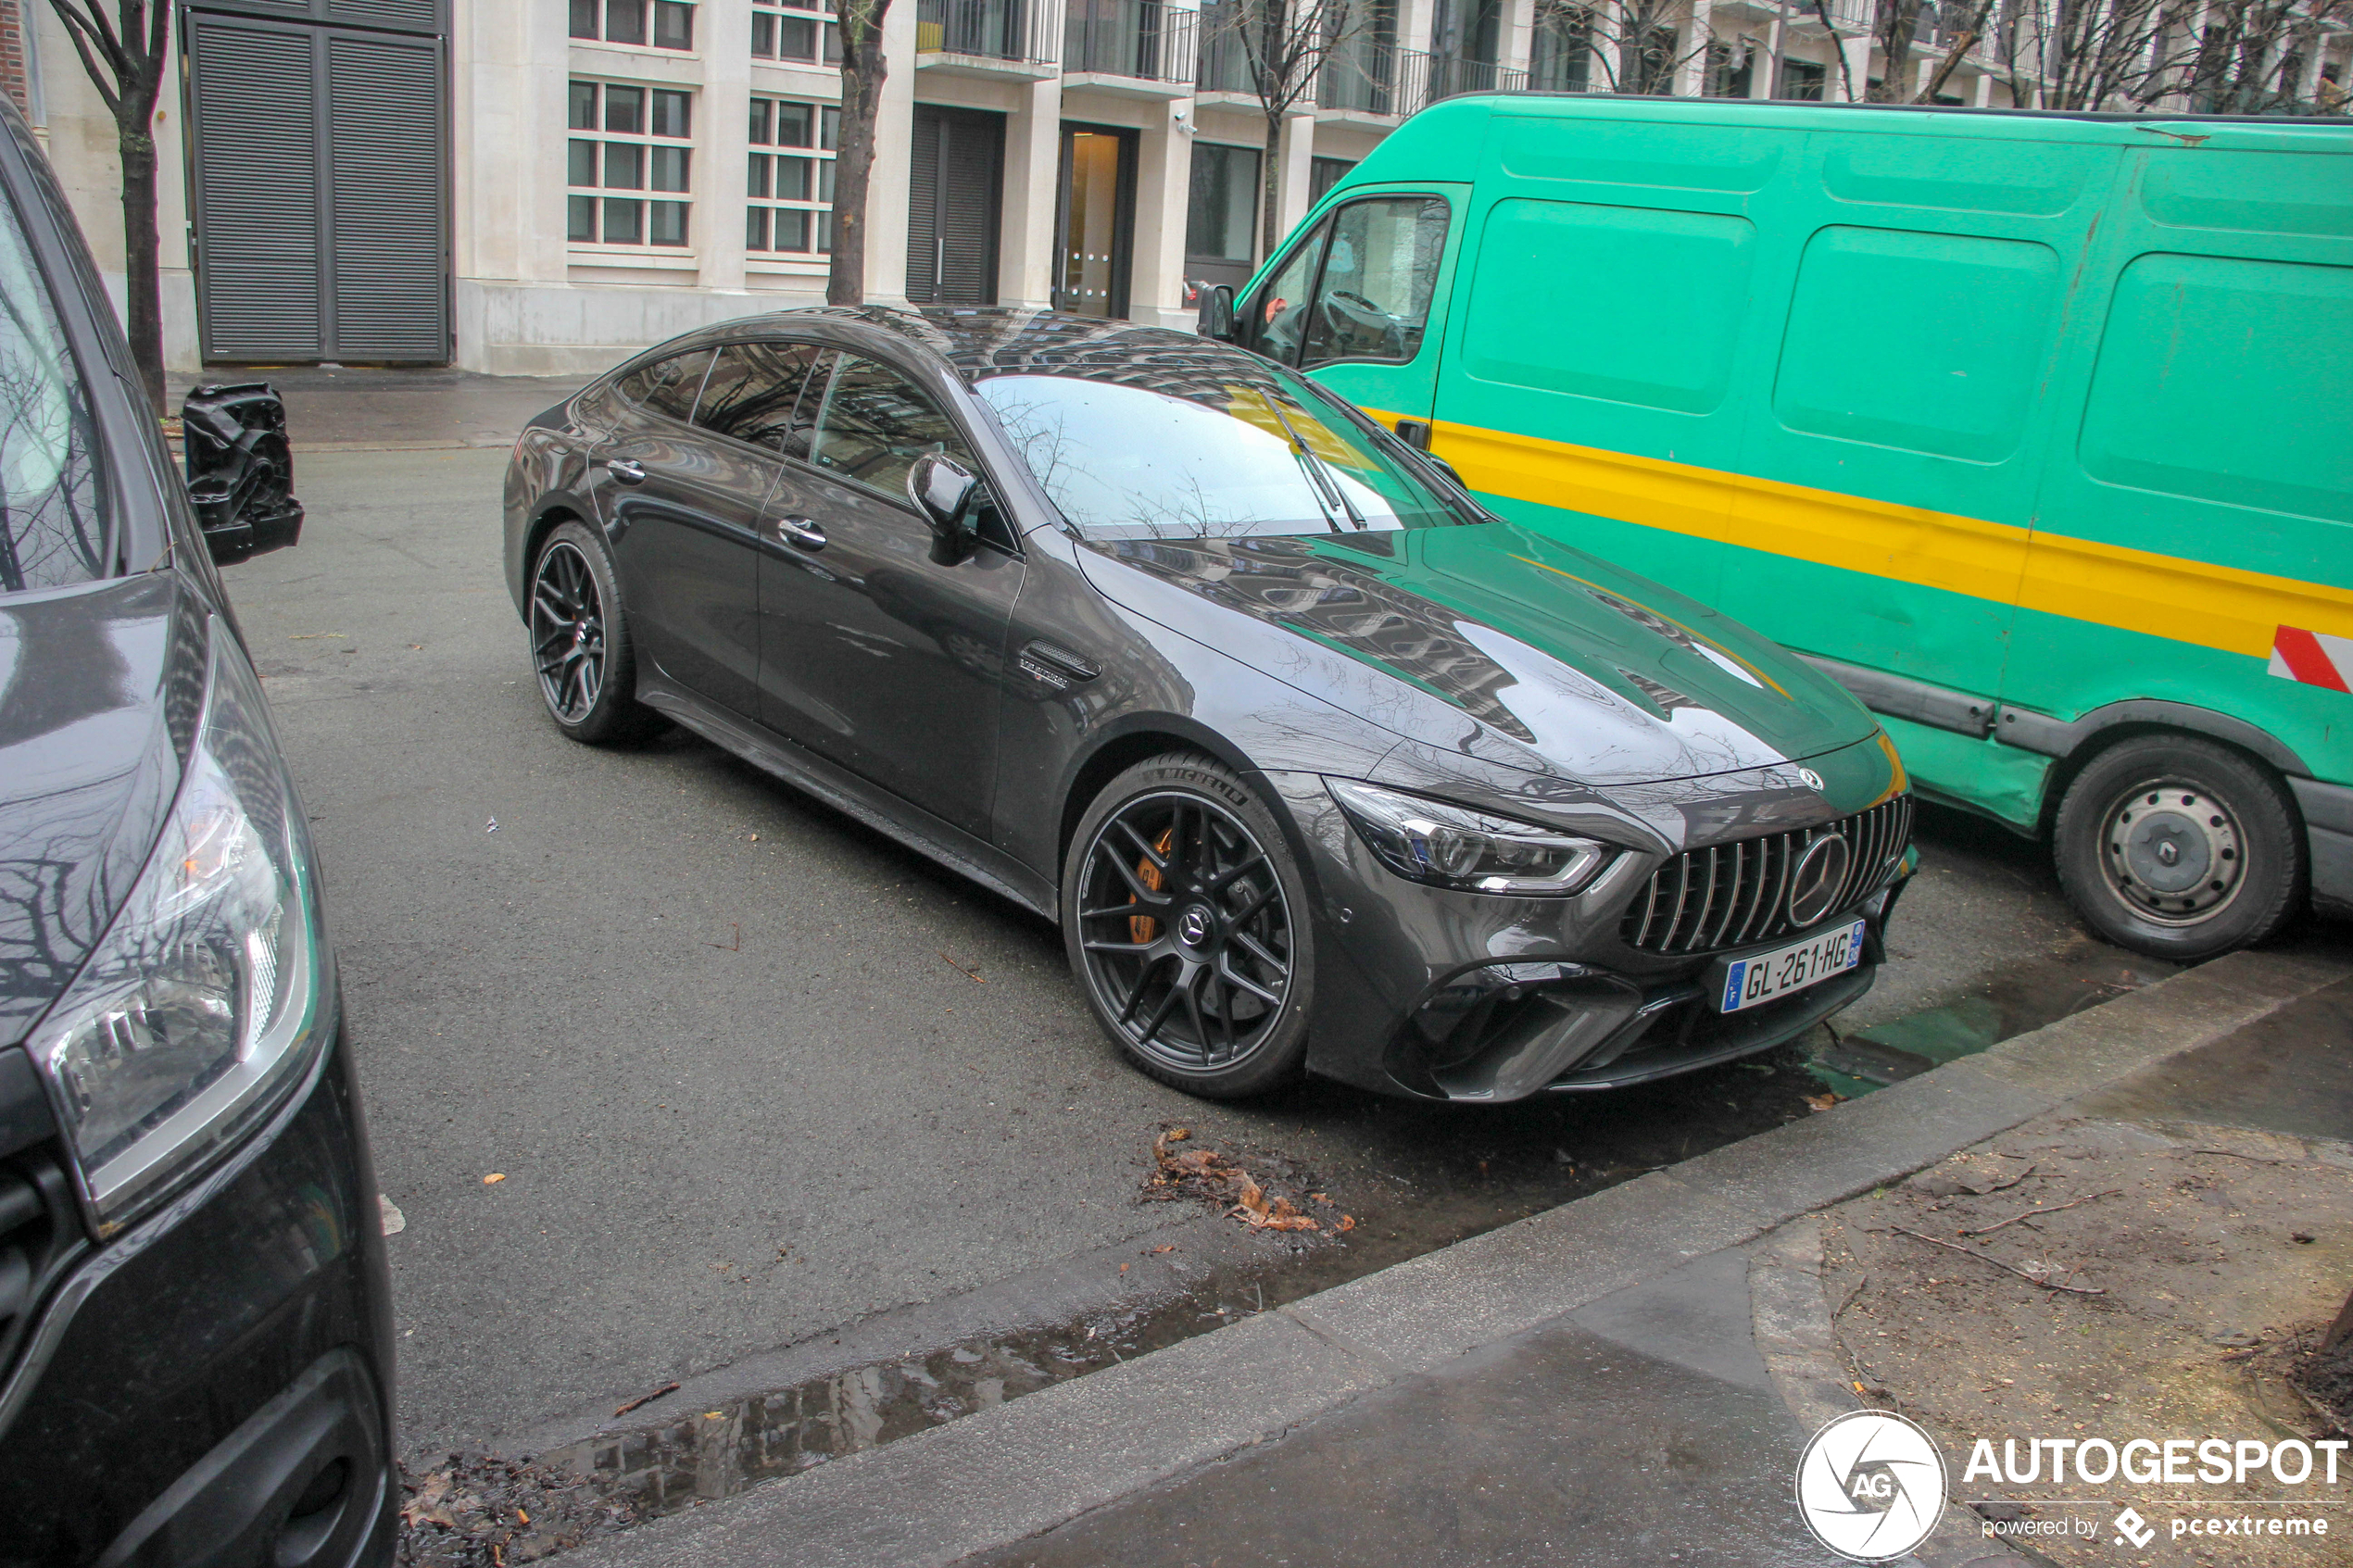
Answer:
[220, 446, 2211, 1462]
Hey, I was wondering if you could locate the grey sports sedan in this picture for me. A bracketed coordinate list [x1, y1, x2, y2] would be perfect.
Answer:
[502, 307, 1914, 1103]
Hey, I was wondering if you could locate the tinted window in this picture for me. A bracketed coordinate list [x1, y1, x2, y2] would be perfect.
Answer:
[975, 371, 1461, 542]
[694, 341, 827, 456]
[1301, 197, 1448, 368]
[807, 354, 975, 503]
[615, 347, 713, 420]
[0, 184, 107, 592]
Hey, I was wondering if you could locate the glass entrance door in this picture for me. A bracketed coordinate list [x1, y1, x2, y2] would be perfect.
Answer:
[1054, 124, 1135, 318]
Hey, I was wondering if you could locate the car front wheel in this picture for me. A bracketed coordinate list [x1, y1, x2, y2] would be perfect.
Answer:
[2054, 733, 2304, 960]
[1063, 753, 1314, 1098]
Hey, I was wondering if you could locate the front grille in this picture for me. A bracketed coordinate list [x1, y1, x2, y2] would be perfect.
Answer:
[1620, 795, 1914, 955]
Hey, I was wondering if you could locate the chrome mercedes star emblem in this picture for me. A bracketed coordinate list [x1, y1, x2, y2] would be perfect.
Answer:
[1787, 833, 1853, 926]
[1797, 767, 1826, 792]
[1178, 906, 1213, 946]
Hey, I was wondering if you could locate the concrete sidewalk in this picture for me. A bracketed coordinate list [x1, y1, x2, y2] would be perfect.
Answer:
[549, 948, 2349, 1568]
[170, 364, 586, 451]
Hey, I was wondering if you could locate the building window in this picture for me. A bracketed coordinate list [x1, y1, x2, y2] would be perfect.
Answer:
[1185, 143, 1259, 265]
[1308, 157, 1354, 207]
[747, 96, 840, 255]
[752, 0, 843, 64]
[572, 0, 697, 49]
[1775, 56, 1826, 99]
[1529, 0, 1590, 92]
[570, 81, 694, 247]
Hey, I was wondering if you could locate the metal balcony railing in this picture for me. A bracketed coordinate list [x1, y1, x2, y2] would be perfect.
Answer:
[1065, 0, 1199, 82]
[1194, 2, 1258, 92]
[1315, 33, 1401, 112]
[916, 0, 1060, 63]
[1405, 48, 1529, 108]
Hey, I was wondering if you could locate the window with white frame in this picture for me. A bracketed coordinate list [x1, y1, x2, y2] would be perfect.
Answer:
[570, 81, 695, 247]
[752, 0, 842, 65]
[747, 96, 839, 255]
[573, 0, 697, 49]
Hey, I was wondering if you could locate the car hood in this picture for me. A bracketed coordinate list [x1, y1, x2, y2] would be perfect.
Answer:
[0, 573, 201, 1043]
[1078, 521, 1878, 787]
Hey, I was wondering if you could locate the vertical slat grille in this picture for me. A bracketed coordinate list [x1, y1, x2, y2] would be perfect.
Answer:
[190, 19, 323, 359]
[1620, 795, 1914, 956]
[325, 32, 447, 360]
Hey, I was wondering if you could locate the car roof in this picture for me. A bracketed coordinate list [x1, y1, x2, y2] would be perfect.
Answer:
[694, 305, 1290, 395]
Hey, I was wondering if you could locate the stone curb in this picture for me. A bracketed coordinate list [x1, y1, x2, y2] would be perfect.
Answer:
[557, 948, 2347, 1568]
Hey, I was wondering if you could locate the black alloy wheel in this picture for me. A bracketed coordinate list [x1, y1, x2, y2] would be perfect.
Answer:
[1063, 754, 1314, 1098]
[529, 521, 662, 745]
[2054, 733, 2304, 960]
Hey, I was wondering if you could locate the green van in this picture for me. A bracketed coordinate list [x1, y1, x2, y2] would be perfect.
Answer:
[1195, 96, 2353, 961]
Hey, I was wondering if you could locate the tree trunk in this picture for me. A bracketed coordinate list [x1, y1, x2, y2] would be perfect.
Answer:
[828, 4, 891, 306]
[118, 128, 165, 416]
[1260, 110, 1284, 269]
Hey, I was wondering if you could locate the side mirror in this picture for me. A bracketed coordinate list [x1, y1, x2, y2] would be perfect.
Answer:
[182, 383, 303, 565]
[1428, 455, 1470, 492]
[1194, 282, 1237, 343]
[908, 452, 979, 564]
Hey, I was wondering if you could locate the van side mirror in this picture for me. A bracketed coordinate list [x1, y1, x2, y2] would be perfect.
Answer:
[908, 452, 979, 564]
[182, 383, 304, 565]
[1194, 282, 1237, 343]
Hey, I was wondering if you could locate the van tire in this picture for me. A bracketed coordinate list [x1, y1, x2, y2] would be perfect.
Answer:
[2054, 734, 2304, 961]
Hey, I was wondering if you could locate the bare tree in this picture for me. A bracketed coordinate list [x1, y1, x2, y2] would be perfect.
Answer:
[1200, 0, 1372, 266]
[44, 0, 170, 414]
[829, 0, 892, 305]
[1973, 0, 2351, 110]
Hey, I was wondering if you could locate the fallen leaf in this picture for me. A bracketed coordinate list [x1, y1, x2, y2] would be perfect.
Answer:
[1148, 1244, 1176, 1254]
[1805, 1093, 1844, 1113]
[1118, 1262, 1128, 1273]
[483, 1173, 506, 1185]
[1336, 1215, 1355, 1233]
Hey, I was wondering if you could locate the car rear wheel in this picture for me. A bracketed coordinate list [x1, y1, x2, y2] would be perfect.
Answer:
[2054, 733, 2304, 960]
[529, 521, 663, 745]
[1063, 754, 1314, 1098]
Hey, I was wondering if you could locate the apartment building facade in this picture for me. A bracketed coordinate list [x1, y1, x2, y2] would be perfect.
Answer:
[12, 0, 2349, 374]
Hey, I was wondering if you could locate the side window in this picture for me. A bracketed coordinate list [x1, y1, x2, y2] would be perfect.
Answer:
[807, 354, 977, 504]
[695, 341, 828, 456]
[615, 347, 713, 421]
[1242, 219, 1328, 367]
[1301, 197, 1448, 369]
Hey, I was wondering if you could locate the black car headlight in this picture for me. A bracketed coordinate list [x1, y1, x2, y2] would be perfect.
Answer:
[1327, 779, 1616, 897]
[29, 620, 330, 1236]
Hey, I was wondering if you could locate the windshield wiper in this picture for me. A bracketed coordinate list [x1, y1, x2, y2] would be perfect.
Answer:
[1266, 399, 1365, 532]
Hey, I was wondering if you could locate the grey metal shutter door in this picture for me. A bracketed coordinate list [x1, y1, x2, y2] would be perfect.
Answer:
[325, 31, 447, 359]
[188, 19, 324, 359]
[906, 107, 942, 304]
[938, 112, 1001, 305]
[325, 0, 440, 27]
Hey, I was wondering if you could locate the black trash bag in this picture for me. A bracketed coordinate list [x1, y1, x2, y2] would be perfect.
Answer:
[182, 383, 304, 562]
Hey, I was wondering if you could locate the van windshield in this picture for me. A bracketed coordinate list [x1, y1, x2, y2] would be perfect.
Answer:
[975, 370, 1462, 543]
[0, 182, 106, 594]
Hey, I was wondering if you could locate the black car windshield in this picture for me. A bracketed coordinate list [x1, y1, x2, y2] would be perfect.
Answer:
[0, 181, 105, 593]
[974, 370, 1459, 542]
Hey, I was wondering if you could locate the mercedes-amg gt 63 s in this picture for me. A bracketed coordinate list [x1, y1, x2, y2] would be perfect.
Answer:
[503, 307, 1915, 1103]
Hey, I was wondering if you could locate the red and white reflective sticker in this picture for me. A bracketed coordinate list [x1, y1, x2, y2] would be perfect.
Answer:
[2270, 625, 2353, 693]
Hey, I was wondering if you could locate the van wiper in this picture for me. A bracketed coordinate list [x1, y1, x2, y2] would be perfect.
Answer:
[1267, 399, 1365, 531]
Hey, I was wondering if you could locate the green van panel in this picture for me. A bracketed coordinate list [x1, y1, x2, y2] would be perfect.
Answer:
[2078, 254, 2353, 529]
[1464, 201, 1756, 415]
[1774, 226, 2059, 464]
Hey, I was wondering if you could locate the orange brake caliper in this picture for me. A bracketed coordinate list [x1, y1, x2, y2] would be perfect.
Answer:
[1130, 827, 1176, 944]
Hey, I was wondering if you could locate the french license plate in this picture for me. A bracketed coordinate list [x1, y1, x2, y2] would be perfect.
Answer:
[1717, 920, 1868, 1013]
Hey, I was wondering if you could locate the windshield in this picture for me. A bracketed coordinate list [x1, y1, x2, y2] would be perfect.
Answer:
[974, 370, 1461, 542]
[0, 183, 105, 594]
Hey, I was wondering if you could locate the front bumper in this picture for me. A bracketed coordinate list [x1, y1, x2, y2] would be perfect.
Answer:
[1266, 771, 1914, 1103]
[0, 1020, 397, 1568]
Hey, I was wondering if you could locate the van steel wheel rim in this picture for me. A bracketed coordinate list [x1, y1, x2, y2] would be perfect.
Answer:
[2096, 775, 2245, 926]
[531, 541, 607, 721]
[1076, 791, 1294, 1073]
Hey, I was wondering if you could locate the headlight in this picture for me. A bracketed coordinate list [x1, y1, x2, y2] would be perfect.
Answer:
[1326, 779, 1617, 897]
[30, 620, 329, 1235]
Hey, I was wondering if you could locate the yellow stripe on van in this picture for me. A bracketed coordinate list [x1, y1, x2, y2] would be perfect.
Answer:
[1390, 413, 2353, 659]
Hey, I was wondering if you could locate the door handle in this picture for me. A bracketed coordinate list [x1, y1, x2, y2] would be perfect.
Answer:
[775, 515, 826, 550]
[606, 458, 647, 483]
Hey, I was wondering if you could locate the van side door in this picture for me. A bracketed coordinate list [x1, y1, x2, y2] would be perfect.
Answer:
[1237, 186, 1465, 443]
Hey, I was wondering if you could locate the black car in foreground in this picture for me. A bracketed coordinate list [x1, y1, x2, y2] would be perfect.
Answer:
[0, 106, 395, 1564]
[506, 307, 1915, 1103]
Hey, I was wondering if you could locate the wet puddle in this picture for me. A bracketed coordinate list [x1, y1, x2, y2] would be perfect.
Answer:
[535, 936, 2181, 1521]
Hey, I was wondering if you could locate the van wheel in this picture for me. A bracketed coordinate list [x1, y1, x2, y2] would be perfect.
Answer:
[2054, 734, 2304, 961]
